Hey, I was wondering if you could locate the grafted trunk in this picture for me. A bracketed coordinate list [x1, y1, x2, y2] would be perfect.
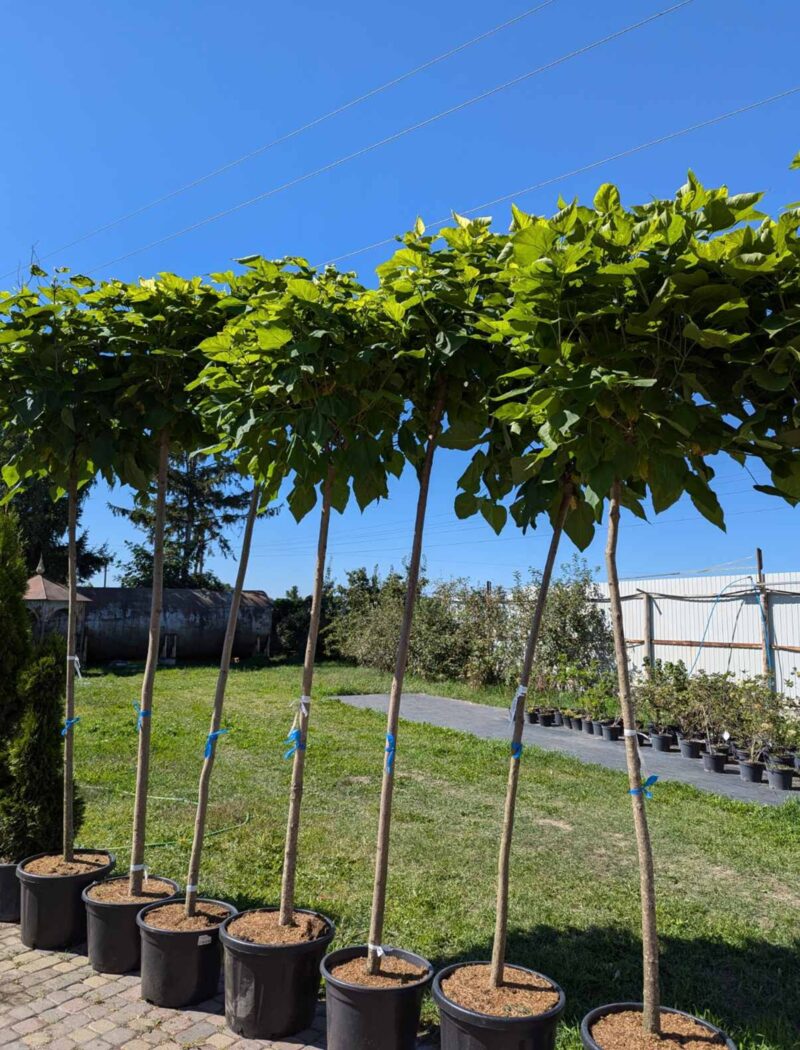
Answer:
[489, 485, 571, 988]
[606, 479, 660, 1034]
[279, 465, 335, 925]
[184, 485, 261, 916]
[62, 472, 79, 862]
[129, 430, 169, 895]
[367, 400, 444, 974]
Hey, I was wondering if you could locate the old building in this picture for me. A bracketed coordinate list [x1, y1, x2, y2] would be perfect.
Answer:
[24, 560, 91, 660]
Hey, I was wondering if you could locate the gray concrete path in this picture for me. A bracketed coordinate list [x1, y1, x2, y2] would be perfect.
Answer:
[339, 693, 798, 807]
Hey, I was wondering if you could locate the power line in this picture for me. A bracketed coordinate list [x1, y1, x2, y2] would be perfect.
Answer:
[85, 0, 697, 275]
[0, 2, 560, 281]
[327, 85, 800, 265]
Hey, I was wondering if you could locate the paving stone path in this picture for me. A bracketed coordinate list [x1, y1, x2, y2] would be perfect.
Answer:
[0, 922, 326, 1050]
[339, 693, 798, 806]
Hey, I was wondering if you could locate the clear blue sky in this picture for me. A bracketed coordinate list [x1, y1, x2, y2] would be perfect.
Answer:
[2, 1, 798, 595]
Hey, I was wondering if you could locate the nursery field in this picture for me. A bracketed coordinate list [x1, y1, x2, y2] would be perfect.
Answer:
[74, 661, 799, 1050]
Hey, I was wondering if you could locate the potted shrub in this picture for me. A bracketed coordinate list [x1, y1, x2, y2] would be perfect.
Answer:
[635, 661, 683, 753]
[582, 668, 618, 738]
[689, 672, 736, 774]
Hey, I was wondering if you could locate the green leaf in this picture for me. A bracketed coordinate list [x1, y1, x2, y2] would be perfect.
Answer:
[563, 501, 595, 551]
[593, 183, 621, 213]
[454, 491, 477, 519]
[479, 499, 507, 535]
[790, 150, 800, 171]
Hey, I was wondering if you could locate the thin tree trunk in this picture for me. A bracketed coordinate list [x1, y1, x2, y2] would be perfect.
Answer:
[606, 479, 661, 1034]
[129, 430, 170, 895]
[184, 485, 261, 917]
[279, 465, 335, 925]
[367, 399, 445, 974]
[62, 472, 78, 862]
[489, 485, 571, 988]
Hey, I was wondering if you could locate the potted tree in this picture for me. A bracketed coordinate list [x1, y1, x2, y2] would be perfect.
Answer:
[688, 672, 735, 774]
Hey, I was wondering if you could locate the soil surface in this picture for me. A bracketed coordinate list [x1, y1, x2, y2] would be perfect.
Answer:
[330, 954, 429, 989]
[23, 853, 110, 877]
[86, 877, 175, 905]
[228, 909, 329, 945]
[591, 1010, 726, 1049]
[141, 901, 231, 932]
[441, 964, 560, 1018]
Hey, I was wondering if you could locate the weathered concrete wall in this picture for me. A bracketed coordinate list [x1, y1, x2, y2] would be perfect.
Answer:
[84, 588, 272, 663]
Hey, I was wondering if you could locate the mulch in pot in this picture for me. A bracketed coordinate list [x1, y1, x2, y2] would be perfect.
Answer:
[441, 963, 559, 1018]
[23, 853, 109, 877]
[85, 876, 175, 905]
[330, 954, 429, 988]
[227, 909, 328, 945]
[141, 901, 229, 932]
[591, 1009, 726, 1049]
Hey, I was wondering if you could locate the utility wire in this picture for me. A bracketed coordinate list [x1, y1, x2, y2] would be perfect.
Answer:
[0, 2, 560, 281]
[85, 0, 697, 275]
[327, 85, 800, 265]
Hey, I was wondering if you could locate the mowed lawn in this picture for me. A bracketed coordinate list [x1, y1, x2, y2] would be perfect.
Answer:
[72, 662, 799, 1050]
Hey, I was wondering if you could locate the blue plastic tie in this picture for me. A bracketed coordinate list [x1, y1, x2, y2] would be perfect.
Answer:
[511, 741, 523, 761]
[284, 727, 306, 759]
[133, 702, 151, 732]
[61, 716, 80, 737]
[205, 728, 229, 759]
[629, 774, 658, 800]
[385, 733, 396, 774]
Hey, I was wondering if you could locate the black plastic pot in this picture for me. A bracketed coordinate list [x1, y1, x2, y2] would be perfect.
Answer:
[702, 751, 727, 774]
[83, 876, 179, 974]
[526, 711, 538, 725]
[591, 720, 605, 737]
[601, 724, 621, 743]
[766, 768, 794, 791]
[679, 739, 702, 759]
[138, 897, 237, 1008]
[322, 944, 433, 1050]
[582, 719, 594, 735]
[579, 1002, 736, 1049]
[552, 711, 563, 727]
[17, 850, 115, 950]
[562, 715, 573, 730]
[221, 907, 334, 1039]
[0, 862, 21, 923]
[794, 753, 800, 773]
[738, 761, 765, 785]
[538, 712, 554, 728]
[650, 732, 674, 753]
[433, 962, 565, 1050]
[571, 717, 583, 731]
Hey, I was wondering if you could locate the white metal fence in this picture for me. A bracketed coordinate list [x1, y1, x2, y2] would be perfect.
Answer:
[594, 573, 800, 694]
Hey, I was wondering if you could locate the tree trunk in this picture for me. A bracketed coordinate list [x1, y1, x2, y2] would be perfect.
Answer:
[129, 431, 170, 895]
[62, 472, 78, 862]
[367, 400, 444, 974]
[606, 479, 661, 1034]
[489, 485, 571, 988]
[279, 465, 335, 925]
[184, 485, 261, 917]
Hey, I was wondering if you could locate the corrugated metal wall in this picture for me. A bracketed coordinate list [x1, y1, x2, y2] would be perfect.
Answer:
[595, 573, 800, 694]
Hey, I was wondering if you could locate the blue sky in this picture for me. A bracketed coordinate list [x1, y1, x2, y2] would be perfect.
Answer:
[2, 1, 798, 595]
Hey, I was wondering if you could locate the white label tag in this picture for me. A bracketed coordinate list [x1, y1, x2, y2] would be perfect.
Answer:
[198, 934, 212, 946]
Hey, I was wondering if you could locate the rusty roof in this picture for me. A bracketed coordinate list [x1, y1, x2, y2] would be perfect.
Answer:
[25, 576, 92, 603]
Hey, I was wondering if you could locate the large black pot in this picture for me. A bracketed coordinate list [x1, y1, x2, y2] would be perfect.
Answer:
[601, 724, 621, 743]
[526, 711, 538, 725]
[582, 719, 594, 735]
[433, 962, 565, 1050]
[650, 732, 674, 753]
[83, 875, 180, 974]
[221, 907, 334, 1039]
[702, 751, 727, 774]
[138, 897, 237, 1008]
[0, 862, 20, 923]
[679, 739, 702, 759]
[552, 711, 563, 727]
[738, 761, 765, 785]
[570, 717, 583, 732]
[562, 715, 573, 730]
[17, 850, 115, 950]
[321, 944, 433, 1050]
[766, 768, 794, 791]
[579, 1002, 736, 1049]
[591, 720, 605, 737]
[537, 712, 554, 728]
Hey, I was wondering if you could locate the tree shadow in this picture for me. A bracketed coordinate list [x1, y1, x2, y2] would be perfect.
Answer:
[442, 924, 800, 1048]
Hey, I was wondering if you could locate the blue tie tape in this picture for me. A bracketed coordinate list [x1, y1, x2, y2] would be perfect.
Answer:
[133, 702, 151, 732]
[205, 728, 229, 759]
[385, 733, 396, 774]
[630, 774, 658, 799]
[61, 717, 80, 737]
[511, 741, 523, 760]
[284, 727, 306, 759]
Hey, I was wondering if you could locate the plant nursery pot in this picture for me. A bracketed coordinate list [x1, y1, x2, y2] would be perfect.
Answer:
[591, 720, 605, 736]
[738, 761, 765, 785]
[562, 715, 573, 730]
[679, 739, 702, 759]
[552, 711, 563, 727]
[794, 753, 800, 773]
[579, 1002, 736, 1049]
[83, 876, 180, 974]
[321, 944, 433, 1050]
[138, 897, 237, 1008]
[649, 732, 674, 753]
[0, 861, 21, 923]
[526, 711, 538, 725]
[582, 719, 594, 735]
[571, 717, 583, 731]
[601, 724, 621, 743]
[538, 712, 554, 728]
[17, 850, 115, 950]
[766, 768, 794, 792]
[220, 908, 335, 1040]
[702, 751, 727, 774]
[433, 962, 565, 1050]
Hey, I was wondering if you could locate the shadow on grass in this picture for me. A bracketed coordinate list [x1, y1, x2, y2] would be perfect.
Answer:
[442, 924, 799, 1048]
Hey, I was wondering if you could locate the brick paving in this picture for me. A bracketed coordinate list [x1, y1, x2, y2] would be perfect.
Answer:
[0, 922, 326, 1049]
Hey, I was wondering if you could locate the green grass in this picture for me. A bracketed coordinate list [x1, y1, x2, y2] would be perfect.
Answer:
[72, 661, 799, 1049]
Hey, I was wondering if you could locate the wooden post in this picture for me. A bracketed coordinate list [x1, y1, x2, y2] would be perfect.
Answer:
[642, 592, 654, 673]
[756, 548, 773, 683]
